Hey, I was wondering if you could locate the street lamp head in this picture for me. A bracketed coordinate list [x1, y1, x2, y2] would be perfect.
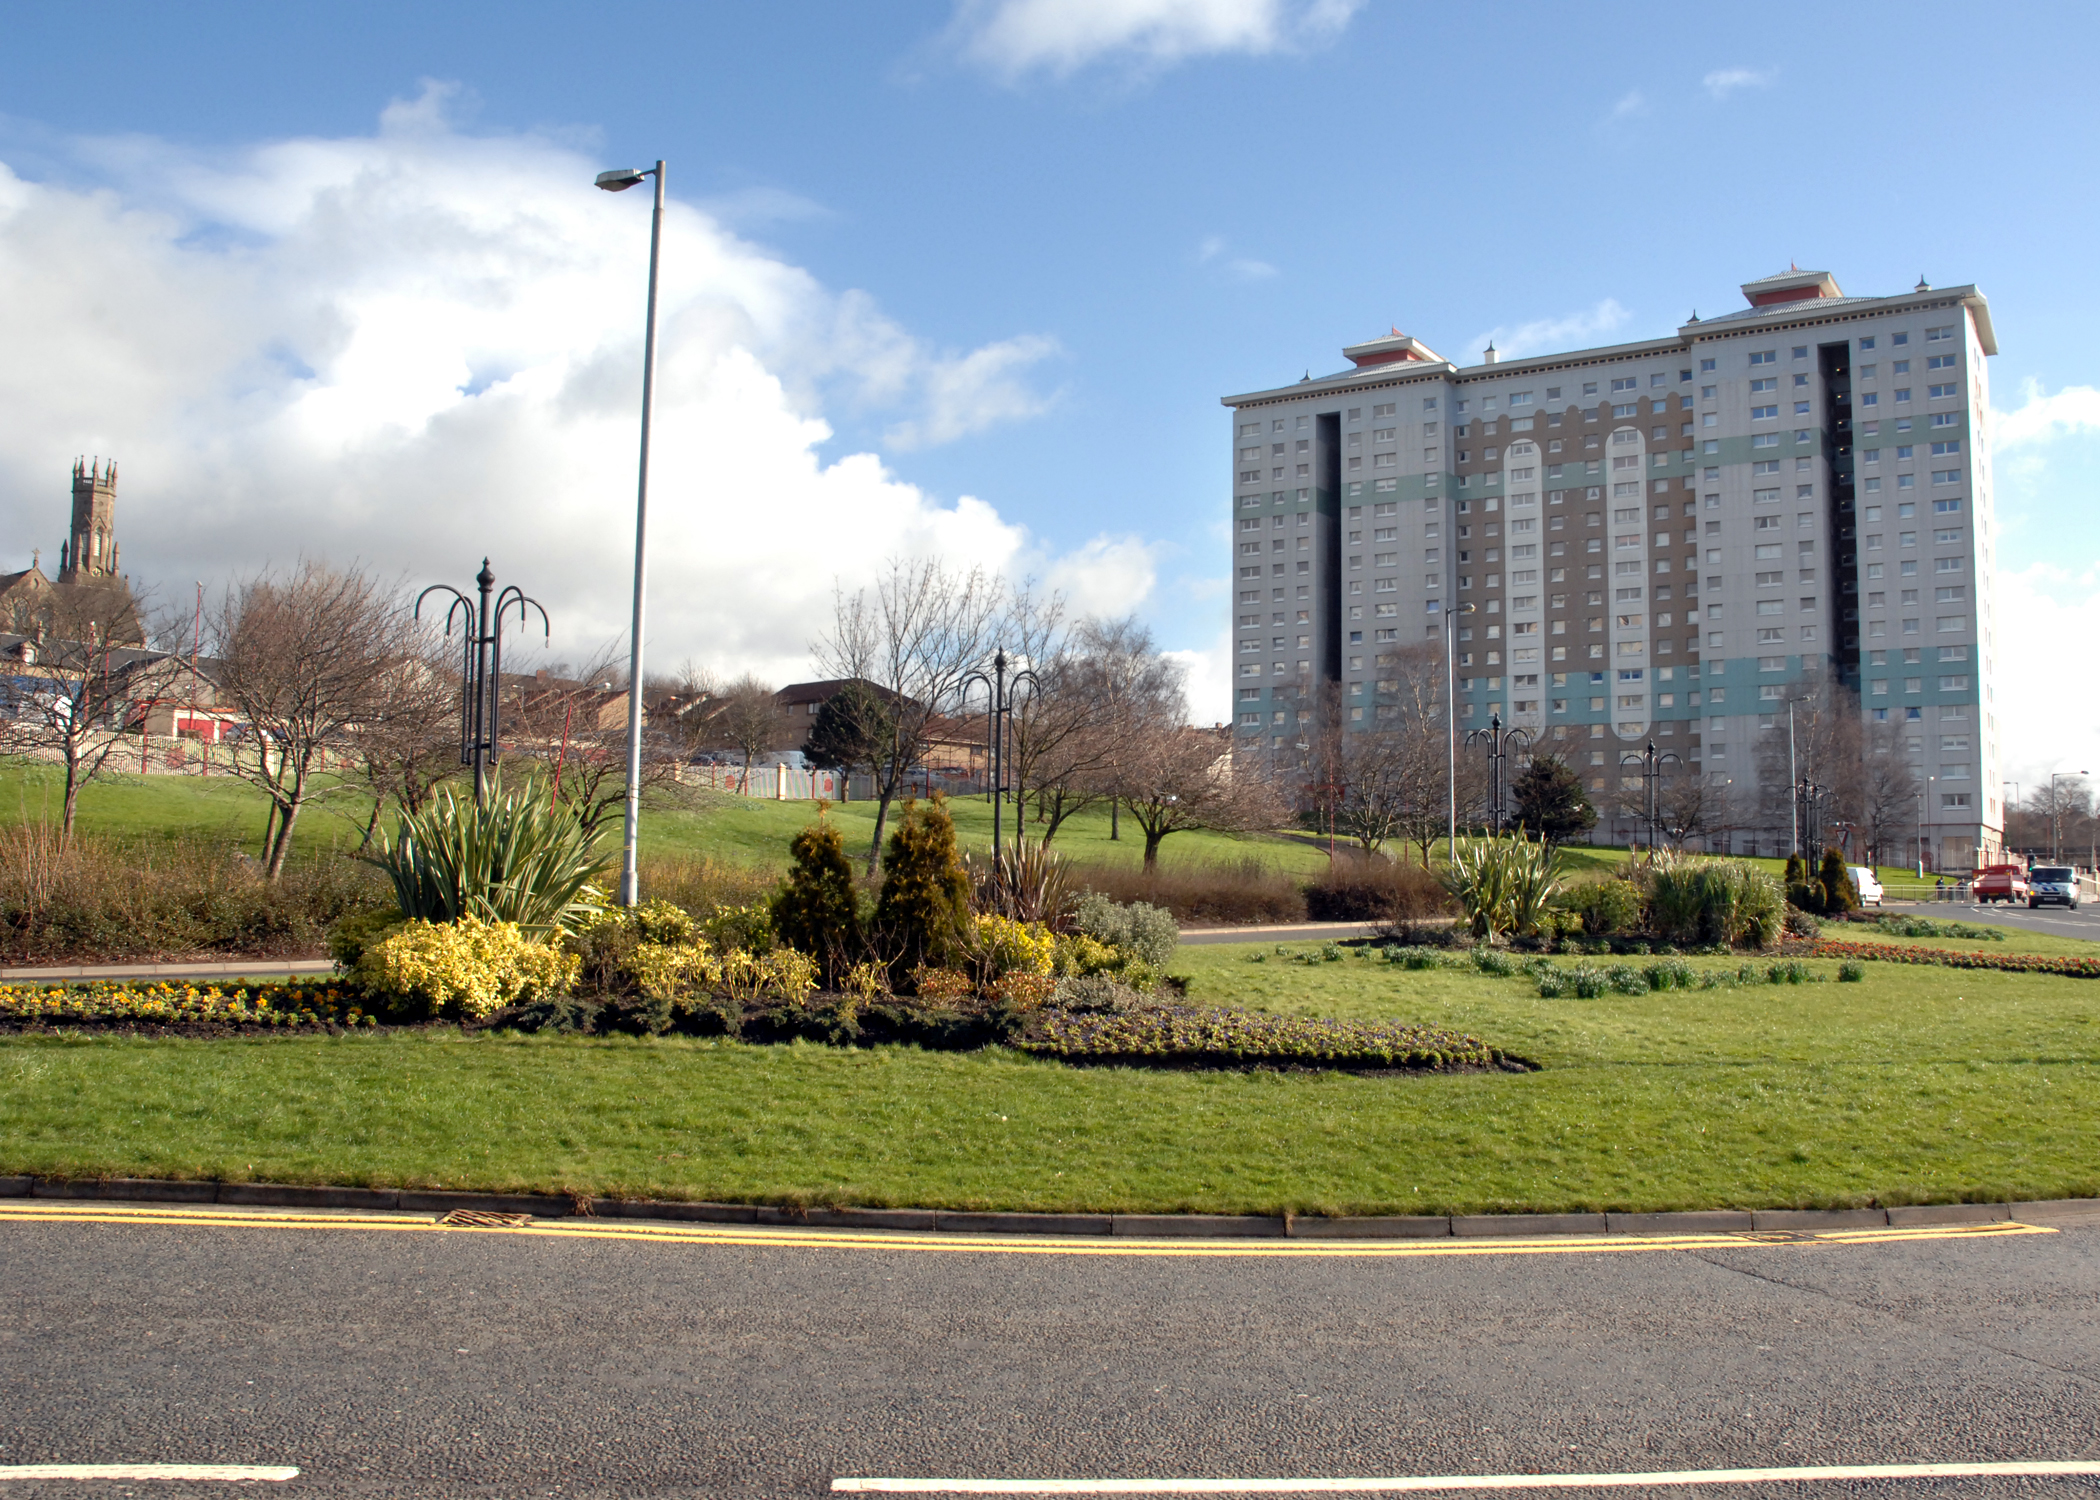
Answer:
[595, 168, 649, 192]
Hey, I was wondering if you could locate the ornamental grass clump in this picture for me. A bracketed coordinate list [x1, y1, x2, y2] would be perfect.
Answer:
[1872, 915, 2006, 942]
[354, 915, 578, 1020]
[370, 776, 610, 938]
[1643, 956, 1696, 991]
[1386, 945, 1458, 970]
[1639, 856, 1784, 949]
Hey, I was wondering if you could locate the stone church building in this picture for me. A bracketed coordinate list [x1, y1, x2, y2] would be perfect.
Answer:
[0, 458, 145, 647]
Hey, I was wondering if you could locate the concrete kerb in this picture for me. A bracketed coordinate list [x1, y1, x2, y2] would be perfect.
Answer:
[1, 1176, 2093, 1238]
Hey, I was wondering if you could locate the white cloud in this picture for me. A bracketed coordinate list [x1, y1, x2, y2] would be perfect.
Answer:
[883, 333, 1064, 450]
[1703, 67, 1775, 101]
[0, 89, 1116, 690]
[1467, 298, 1632, 363]
[1993, 379, 2100, 450]
[1608, 90, 1647, 120]
[1041, 533, 1161, 619]
[1197, 234, 1277, 283]
[1164, 624, 1233, 727]
[1994, 563, 2100, 790]
[948, 0, 1362, 80]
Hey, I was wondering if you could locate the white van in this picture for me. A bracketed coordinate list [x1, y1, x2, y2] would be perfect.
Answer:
[1848, 866, 1885, 907]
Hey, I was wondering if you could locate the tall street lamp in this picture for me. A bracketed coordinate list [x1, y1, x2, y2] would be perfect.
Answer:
[415, 561, 549, 804]
[1786, 694, 1814, 857]
[960, 649, 1039, 866]
[1620, 740, 1682, 856]
[1916, 774, 1937, 882]
[1443, 601, 1474, 855]
[1466, 711, 1532, 834]
[2051, 769, 2088, 865]
[595, 160, 665, 907]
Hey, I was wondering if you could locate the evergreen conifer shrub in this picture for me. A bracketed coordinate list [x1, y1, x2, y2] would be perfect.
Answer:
[1816, 849, 1859, 914]
[874, 797, 972, 984]
[771, 816, 863, 982]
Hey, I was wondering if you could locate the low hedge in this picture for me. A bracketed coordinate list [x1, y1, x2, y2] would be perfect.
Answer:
[1016, 1002, 1500, 1071]
[1812, 937, 2100, 978]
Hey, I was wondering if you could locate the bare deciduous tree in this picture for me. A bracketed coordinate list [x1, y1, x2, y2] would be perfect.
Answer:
[344, 624, 462, 848]
[0, 585, 173, 840]
[1860, 720, 1922, 866]
[816, 559, 1003, 873]
[210, 562, 418, 879]
[501, 646, 684, 837]
[705, 673, 791, 790]
[1753, 672, 1865, 854]
[1117, 724, 1288, 871]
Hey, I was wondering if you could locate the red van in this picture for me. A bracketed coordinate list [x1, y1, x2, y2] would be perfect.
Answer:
[1972, 865, 2031, 904]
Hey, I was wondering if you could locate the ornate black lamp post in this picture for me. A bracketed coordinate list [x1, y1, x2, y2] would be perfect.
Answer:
[1794, 776, 1828, 858]
[416, 560, 549, 804]
[1465, 711, 1533, 833]
[1620, 740, 1683, 854]
[960, 649, 1039, 864]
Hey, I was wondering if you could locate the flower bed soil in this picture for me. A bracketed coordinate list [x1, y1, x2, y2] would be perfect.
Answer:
[0, 979, 1513, 1075]
[1812, 938, 2100, 978]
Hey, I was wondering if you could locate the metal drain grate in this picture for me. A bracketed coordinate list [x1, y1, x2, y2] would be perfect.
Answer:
[1734, 1230, 1825, 1243]
[438, 1209, 534, 1228]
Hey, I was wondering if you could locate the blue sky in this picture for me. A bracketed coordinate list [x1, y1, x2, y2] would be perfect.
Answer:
[2, 0, 2096, 777]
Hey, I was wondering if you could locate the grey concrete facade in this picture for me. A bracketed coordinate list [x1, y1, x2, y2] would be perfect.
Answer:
[1222, 271, 2000, 868]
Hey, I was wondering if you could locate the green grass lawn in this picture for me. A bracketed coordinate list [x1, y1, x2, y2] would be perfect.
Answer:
[0, 762, 1327, 877]
[1822, 919, 2100, 959]
[3, 759, 1942, 894]
[5, 943, 2095, 1215]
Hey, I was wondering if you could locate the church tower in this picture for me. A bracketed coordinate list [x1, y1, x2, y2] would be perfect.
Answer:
[59, 456, 118, 582]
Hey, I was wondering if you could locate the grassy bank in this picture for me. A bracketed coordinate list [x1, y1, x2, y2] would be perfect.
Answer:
[6, 944, 2095, 1215]
[0, 762, 1327, 877]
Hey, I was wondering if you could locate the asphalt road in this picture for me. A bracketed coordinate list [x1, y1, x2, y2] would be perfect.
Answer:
[1887, 900, 2100, 941]
[3, 1207, 2099, 1498]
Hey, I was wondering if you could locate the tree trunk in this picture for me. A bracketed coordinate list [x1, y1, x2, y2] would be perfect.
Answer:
[265, 796, 301, 881]
[1142, 826, 1165, 872]
[1110, 798, 1119, 841]
[59, 759, 83, 843]
[866, 790, 895, 876]
[359, 795, 386, 852]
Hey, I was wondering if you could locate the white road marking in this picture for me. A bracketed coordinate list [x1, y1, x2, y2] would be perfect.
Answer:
[0, 1464, 298, 1481]
[832, 1461, 2100, 1492]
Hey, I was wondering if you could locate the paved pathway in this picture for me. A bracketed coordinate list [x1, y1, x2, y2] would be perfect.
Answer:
[0, 957, 334, 984]
[1178, 921, 1383, 947]
[0, 1202, 2094, 1497]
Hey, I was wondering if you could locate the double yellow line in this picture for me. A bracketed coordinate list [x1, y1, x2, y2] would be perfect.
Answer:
[0, 1201, 2055, 1258]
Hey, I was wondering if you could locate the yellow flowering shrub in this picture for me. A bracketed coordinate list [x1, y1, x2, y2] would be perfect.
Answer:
[1052, 932, 1121, 977]
[840, 960, 892, 1001]
[631, 939, 722, 1001]
[357, 915, 579, 1020]
[567, 901, 722, 1001]
[972, 914, 1056, 979]
[716, 948, 818, 1005]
